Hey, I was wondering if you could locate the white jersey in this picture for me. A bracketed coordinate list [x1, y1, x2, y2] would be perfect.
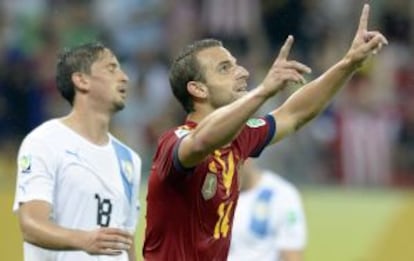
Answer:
[228, 171, 306, 261]
[13, 119, 142, 261]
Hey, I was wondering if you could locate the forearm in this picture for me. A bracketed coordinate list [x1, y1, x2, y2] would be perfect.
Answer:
[191, 87, 270, 150]
[278, 59, 355, 129]
[20, 216, 85, 250]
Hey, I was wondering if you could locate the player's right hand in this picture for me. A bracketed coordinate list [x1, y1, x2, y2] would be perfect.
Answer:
[343, 4, 388, 69]
[80, 227, 133, 255]
[259, 35, 311, 97]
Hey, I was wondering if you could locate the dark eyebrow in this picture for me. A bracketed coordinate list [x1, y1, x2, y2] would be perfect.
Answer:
[216, 60, 232, 68]
[216, 56, 237, 68]
[107, 62, 118, 69]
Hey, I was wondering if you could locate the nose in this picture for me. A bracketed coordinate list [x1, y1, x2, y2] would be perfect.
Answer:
[120, 70, 129, 83]
[237, 65, 249, 79]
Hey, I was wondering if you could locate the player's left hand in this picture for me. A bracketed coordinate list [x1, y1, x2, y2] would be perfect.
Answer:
[344, 4, 388, 68]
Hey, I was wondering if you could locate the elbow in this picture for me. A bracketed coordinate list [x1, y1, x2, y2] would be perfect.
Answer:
[19, 216, 38, 244]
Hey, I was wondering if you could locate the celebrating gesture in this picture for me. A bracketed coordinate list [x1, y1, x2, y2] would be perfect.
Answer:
[261, 35, 312, 96]
[143, 4, 387, 261]
[345, 4, 388, 68]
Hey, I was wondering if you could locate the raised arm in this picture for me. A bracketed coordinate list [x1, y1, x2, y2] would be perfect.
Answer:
[178, 37, 311, 168]
[18, 200, 133, 255]
[270, 4, 388, 143]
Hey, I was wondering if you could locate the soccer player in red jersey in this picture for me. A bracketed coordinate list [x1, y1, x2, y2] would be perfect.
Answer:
[144, 4, 387, 260]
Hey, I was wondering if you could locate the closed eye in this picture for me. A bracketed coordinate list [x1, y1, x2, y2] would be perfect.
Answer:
[107, 63, 118, 73]
[218, 61, 232, 74]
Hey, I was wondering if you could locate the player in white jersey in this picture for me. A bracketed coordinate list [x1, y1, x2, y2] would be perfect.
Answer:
[229, 160, 306, 261]
[13, 42, 142, 261]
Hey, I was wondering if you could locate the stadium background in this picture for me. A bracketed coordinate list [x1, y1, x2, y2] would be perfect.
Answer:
[1, 0, 414, 260]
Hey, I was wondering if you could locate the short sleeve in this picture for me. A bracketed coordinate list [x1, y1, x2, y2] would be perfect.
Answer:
[13, 137, 57, 212]
[275, 188, 307, 250]
[236, 115, 276, 158]
[153, 131, 193, 181]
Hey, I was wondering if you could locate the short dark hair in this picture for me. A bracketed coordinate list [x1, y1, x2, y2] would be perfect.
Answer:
[169, 39, 222, 113]
[56, 42, 107, 105]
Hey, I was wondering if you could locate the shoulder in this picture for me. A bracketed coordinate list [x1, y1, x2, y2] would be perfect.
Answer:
[238, 115, 276, 145]
[20, 119, 63, 149]
[157, 125, 191, 145]
[24, 119, 61, 141]
[110, 135, 142, 164]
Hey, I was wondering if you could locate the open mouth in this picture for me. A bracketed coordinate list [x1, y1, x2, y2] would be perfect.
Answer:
[236, 81, 248, 92]
[236, 86, 247, 92]
[118, 87, 127, 94]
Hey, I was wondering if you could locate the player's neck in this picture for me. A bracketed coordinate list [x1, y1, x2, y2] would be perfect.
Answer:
[186, 106, 214, 123]
[61, 109, 111, 146]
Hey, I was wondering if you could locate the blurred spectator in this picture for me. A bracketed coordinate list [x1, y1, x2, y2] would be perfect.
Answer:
[92, 0, 167, 60]
[394, 62, 414, 185]
[0, 49, 45, 139]
[0, 0, 412, 189]
[260, 0, 305, 58]
[200, 0, 263, 57]
[334, 72, 397, 186]
[165, 0, 202, 58]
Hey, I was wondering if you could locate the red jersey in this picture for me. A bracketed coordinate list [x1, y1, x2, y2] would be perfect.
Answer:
[144, 115, 276, 261]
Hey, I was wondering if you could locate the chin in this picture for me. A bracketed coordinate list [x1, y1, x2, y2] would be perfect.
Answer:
[235, 91, 248, 99]
[113, 102, 125, 112]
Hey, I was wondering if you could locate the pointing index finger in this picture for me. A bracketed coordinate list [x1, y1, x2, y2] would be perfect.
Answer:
[358, 4, 370, 33]
[276, 35, 294, 62]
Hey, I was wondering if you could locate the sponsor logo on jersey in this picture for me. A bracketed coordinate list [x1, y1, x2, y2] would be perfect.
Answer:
[246, 118, 266, 128]
[19, 155, 32, 174]
[121, 160, 134, 183]
[202, 173, 217, 200]
[65, 149, 81, 161]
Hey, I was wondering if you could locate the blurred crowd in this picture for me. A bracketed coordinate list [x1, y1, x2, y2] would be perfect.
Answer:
[0, 0, 413, 187]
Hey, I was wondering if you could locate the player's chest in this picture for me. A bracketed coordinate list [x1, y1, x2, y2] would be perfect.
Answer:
[194, 148, 244, 208]
[57, 145, 124, 194]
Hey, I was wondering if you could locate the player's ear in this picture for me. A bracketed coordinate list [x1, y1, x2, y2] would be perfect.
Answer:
[71, 72, 90, 92]
[187, 81, 208, 99]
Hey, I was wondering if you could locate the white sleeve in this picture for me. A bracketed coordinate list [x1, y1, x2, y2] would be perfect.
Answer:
[126, 152, 142, 233]
[13, 137, 57, 212]
[275, 187, 307, 250]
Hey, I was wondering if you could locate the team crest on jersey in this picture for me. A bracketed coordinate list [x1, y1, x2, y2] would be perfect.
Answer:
[19, 155, 32, 174]
[246, 118, 266, 128]
[121, 160, 134, 183]
[201, 173, 217, 200]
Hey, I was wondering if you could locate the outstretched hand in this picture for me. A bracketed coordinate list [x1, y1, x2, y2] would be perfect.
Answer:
[345, 4, 388, 68]
[261, 35, 312, 97]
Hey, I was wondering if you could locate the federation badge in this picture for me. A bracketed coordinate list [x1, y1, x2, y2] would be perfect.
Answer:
[19, 155, 32, 174]
[201, 173, 217, 200]
[246, 118, 266, 128]
[121, 160, 134, 183]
